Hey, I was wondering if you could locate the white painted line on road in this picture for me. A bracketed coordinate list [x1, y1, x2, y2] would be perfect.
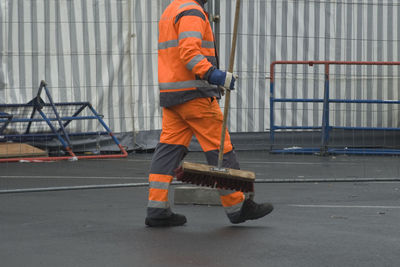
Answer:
[256, 178, 400, 182]
[289, 204, 400, 209]
[183, 160, 360, 165]
[2, 176, 400, 183]
[243, 161, 359, 165]
[0, 183, 149, 193]
[0, 175, 147, 180]
[0, 181, 183, 194]
[116, 159, 151, 162]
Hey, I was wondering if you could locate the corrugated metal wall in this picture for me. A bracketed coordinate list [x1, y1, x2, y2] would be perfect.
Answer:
[1, 0, 400, 140]
[133, 0, 400, 133]
[0, 0, 133, 134]
[221, 0, 400, 131]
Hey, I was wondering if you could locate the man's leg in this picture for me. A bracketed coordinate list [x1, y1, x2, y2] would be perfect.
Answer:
[171, 98, 247, 220]
[206, 146, 273, 224]
[145, 143, 188, 226]
[175, 97, 273, 224]
[145, 108, 192, 227]
[204, 149, 248, 220]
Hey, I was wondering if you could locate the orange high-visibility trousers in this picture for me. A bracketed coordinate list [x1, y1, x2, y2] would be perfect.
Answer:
[147, 97, 245, 219]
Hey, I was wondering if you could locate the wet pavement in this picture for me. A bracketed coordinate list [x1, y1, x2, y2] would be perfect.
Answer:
[1, 151, 400, 267]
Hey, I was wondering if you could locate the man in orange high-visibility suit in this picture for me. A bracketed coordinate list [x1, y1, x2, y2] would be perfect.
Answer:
[145, 0, 273, 227]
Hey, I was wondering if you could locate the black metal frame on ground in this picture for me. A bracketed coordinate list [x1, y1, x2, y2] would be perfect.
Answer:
[0, 80, 127, 162]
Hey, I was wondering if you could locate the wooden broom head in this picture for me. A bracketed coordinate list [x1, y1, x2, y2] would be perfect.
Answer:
[182, 162, 255, 181]
[175, 162, 255, 192]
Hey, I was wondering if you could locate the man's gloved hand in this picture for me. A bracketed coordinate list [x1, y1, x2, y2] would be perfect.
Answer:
[208, 69, 238, 90]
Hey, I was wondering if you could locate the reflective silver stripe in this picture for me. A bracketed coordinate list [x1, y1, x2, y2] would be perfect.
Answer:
[224, 202, 243, 214]
[179, 31, 202, 41]
[202, 40, 214, 49]
[179, 3, 199, 9]
[158, 40, 178, 50]
[186, 54, 205, 71]
[149, 181, 170, 190]
[148, 200, 170, 209]
[218, 189, 236, 196]
[159, 39, 213, 50]
[159, 80, 214, 90]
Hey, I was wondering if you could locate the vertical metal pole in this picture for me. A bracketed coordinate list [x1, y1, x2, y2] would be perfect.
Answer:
[270, 63, 275, 151]
[209, 0, 220, 54]
[217, 0, 241, 169]
[128, 0, 136, 149]
[320, 63, 330, 155]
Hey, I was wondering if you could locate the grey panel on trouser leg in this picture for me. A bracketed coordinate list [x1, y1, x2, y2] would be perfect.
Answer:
[147, 207, 173, 219]
[205, 150, 246, 219]
[204, 149, 240, 169]
[147, 182, 173, 218]
[147, 143, 188, 218]
[150, 143, 188, 175]
[225, 205, 243, 223]
[217, 188, 244, 221]
[206, 150, 253, 198]
[147, 198, 173, 219]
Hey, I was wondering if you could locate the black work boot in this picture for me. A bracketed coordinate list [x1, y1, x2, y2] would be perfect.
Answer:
[145, 213, 187, 227]
[229, 199, 274, 224]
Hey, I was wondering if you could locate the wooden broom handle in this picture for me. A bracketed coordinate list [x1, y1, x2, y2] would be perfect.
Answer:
[217, 0, 241, 169]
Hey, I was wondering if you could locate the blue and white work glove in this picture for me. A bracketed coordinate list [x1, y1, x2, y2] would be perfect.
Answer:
[208, 69, 238, 90]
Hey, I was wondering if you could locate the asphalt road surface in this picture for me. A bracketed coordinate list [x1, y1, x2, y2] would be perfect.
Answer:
[1, 151, 399, 267]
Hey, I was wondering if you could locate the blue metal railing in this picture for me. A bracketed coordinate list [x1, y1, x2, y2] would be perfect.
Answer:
[269, 61, 400, 155]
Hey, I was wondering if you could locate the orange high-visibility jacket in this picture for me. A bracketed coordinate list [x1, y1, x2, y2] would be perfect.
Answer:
[158, 0, 220, 107]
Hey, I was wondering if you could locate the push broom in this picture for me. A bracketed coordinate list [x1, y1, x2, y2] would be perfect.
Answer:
[175, 0, 255, 192]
